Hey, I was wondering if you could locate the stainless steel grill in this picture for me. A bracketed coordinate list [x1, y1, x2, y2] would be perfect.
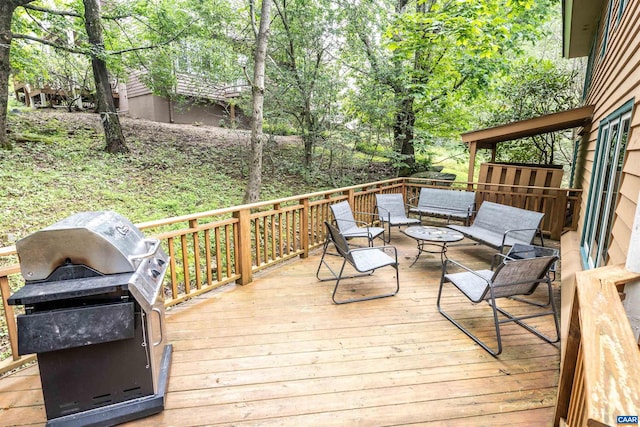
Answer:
[8, 211, 172, 426]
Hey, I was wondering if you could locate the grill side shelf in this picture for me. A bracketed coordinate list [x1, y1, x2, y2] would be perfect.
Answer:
[7, 273, 134, 305]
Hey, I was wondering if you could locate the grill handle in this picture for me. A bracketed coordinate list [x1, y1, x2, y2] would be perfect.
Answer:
[152, 307, 164, 346]
[128, 238, 161, 263]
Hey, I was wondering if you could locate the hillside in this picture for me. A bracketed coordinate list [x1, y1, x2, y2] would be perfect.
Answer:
[0, 109, 394, 248]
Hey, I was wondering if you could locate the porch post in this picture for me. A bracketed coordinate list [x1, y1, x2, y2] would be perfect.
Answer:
[467, 140, 477, 190]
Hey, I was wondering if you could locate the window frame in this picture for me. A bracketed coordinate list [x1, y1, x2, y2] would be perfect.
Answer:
[618, 0, 628, 22]
[600, 0, 614, 58]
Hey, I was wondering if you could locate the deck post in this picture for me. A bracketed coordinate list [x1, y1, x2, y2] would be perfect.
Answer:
[467, 141, 477, 190]
[551, 190, 567, 240]
[234, 207, 253, 285]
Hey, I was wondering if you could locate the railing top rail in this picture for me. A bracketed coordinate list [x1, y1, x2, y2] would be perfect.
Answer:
[404, 178, 582, 193]
[0, 246, 16, 257]
[137, 178, 406, 230]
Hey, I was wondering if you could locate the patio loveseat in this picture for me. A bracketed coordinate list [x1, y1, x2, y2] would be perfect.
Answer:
[447, 201, 544, 253]
[409, 188, 476, 225]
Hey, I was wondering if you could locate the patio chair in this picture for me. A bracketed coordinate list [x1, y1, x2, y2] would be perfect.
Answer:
[437, 255, 559, 356]
[375, 193, 420, 242]
[330, 200, 385, 246]
[316, 221, 400, 304]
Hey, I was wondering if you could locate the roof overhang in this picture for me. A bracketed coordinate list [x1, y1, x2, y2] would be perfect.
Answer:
[461, 105, 595, 149]
[563, 0, 606, 58]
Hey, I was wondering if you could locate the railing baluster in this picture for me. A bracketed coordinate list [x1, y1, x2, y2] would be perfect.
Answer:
[228, 223, 235, 279]
[168, 237, 178, 300]
[190, 220, 202, 290]
[180, 234, 191, 294]
[215, 227, 223, 282]
[204, 229, 213, 287]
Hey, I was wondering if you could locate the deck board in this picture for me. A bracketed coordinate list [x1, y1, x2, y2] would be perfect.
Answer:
[0, 232, 560, 426]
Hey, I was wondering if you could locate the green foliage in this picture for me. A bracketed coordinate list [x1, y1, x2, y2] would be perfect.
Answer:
[263, 120, 297, 136]
[0, 110, 396, 246]
[338, 0, 556, 173]
[485, 57, 582, 165]
[256, 0, 345, 165]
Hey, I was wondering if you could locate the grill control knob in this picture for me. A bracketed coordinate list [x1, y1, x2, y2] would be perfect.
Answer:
[151, 269, 161, 278]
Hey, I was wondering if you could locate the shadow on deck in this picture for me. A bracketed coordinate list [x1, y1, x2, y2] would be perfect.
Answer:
[0, 227, 561, 426]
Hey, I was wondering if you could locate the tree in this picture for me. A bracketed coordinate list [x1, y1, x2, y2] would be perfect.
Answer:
[344, 0, 555, 175]
[488, 58, 582, 164]
[0, 0, 35, 150]
[83, 0, 127, 153]
[267, 0, 341, 167]
[243, 0, 272, 203]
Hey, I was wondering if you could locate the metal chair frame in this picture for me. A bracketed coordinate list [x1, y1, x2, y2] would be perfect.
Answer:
[375, 193, 421, 243]
[316, 221, 399, 304]
[437, 255, 560, 356]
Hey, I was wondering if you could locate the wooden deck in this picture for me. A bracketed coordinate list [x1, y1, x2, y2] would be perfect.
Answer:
[0, 230, 561, 426]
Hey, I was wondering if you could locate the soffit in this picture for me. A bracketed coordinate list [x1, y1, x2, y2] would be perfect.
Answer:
[563, 0, 607, 58]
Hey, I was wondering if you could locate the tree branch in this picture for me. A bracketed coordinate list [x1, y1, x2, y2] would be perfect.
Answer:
[22, 3, 131, 20]
[249, 0, 259, 39]
[12, 33, 87, 55]
[109, 25, 191, 55]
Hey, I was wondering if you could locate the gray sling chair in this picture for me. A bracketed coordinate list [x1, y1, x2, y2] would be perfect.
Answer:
[330, 200, 385, 246]
[316, 221, 400, 304]
[375, 193, 421, 243]
[437, 254, 560, 356]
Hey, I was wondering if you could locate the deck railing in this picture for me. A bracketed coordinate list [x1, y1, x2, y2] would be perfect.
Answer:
[0, 178, 580, 374]
[554, 265, 640, 426]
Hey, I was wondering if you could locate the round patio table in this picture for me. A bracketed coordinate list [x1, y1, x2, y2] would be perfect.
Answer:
[402, 226, 464, 267]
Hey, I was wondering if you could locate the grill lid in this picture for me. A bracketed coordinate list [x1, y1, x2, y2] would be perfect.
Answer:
[17, 211, 149, 282]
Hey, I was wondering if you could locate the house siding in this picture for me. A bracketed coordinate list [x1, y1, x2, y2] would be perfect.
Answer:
[125, 71, 248, 128]
[126, 71, 153, 98]
[576, 0, 640, 266]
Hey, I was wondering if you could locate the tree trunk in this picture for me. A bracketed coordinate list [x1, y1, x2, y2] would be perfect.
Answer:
[394, 95, 416, 176]
[243, 0, 272, 204]
[83, 0, 128, 154]
[0, 1, 32, 150]
[302, 105, 316, 168]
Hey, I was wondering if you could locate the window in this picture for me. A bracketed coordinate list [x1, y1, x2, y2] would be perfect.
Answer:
[581, 100, 634, 268]
[618, 0, 628, 22]
[600, 0, 613, 58]
[582, 32, 597, 100]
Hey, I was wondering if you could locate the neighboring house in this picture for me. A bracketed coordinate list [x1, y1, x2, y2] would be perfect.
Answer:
[126, 70, 249, 128]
